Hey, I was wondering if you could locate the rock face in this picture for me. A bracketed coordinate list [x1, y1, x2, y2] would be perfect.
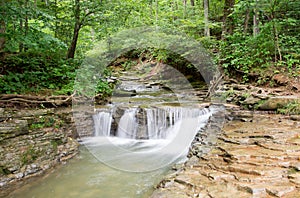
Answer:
[0, 108, 79, 196]
[151, 112, 300, 197]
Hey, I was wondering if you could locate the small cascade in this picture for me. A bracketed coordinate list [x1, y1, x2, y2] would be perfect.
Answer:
[117, 108, 138, 138]
[92, 112, 112, 136]
[146, 107, 209, 139]
[87, 106, 212, 172]
[93, 106, 210, 140]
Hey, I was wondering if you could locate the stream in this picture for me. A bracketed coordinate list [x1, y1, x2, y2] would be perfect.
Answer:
[8, 147, 169, 198]
[7, 63, 215, 197]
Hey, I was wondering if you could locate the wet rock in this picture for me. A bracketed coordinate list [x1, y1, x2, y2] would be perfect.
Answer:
[15, 172, 24, 179]
[185, 156, 199, 167]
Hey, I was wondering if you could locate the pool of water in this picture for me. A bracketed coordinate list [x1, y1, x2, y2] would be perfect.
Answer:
[7, 146, 171, 198]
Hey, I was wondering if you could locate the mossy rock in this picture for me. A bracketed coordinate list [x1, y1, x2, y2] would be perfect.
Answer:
[258, 96, 300, 111]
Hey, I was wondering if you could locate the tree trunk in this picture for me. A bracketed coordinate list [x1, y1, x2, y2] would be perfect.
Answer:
[253, 0, 259, 36]
[190, 0, 194, 6]
[19, 19, 23, 52]
[66, 0, 81, 59]
[204, 0, 210, 37]
[67, 22, 81, 59]
[155, 0, 158, 25]
[54, 0, 58, 38]
[270, 0, 281, 62]
[222, 0, 235, 39]
[183, 0, 187, 18]
[0, 21, 5, 51]
[24, 0, 29, 51]
[243, 8, 250, 35]
[0, 0, 6, 51]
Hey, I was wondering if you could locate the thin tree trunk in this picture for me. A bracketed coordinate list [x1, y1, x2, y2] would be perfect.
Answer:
[67, 23, 81, 59]
[253, 0, 259, 36]
[204, 0, 210, 37]
[243, 8, 250, 35]
[155, 0, 158, 25]
[24, 0, 28, 51]
[54, 0, 58, 38]
[0, 1, 6, 52]
[273, 22, 282, 62]
[67, 0, 81, 59]
[183, 0, 187, 18]
[0, 0, 6, 51]
[171, 0, 176, 21]
[270, 0, 282, 62]
[0, 21, 5, 51]
[190, 0, 194, 6]
[19, 19, 23, 52]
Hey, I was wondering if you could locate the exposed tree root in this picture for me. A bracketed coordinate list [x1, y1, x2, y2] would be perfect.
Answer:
[0, 93, 76, 108]
[0, 93, 109, 108]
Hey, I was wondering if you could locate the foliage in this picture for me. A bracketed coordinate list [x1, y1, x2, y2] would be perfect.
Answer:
[220, 31, 273, 82]
[0, 0, 299, 96]
[0, 166, 11, 175]
[220, 0, 300, 82]
[277, 101, 300, 115]
[0, 51, 79, 94]
[29, 115, 64, 129]
[96, 79, 114, 97]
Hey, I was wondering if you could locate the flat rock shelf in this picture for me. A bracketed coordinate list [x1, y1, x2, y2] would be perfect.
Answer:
[151, 113, 300, 198]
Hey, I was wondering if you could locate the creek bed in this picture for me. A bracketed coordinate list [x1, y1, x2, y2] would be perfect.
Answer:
[7, 146, 171, 198]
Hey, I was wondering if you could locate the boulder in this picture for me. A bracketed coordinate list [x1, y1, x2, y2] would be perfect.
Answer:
[258, 96, 300, 110]
[242, 96, 261, 105]
[273, 74, 289, 86]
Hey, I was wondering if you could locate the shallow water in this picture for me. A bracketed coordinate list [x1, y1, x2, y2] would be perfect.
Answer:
[7, 146, 170, 198]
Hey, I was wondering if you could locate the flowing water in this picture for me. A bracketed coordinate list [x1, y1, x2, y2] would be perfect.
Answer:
[7, 147, 170, 198]
[7, 66, 215, 197]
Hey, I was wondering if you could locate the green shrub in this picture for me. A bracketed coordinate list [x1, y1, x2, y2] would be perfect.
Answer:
[277, 101, 300, 115]
[0, 51, 80, 94]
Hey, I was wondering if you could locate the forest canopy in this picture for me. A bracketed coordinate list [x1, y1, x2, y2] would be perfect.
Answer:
[0, 0, 299, 95]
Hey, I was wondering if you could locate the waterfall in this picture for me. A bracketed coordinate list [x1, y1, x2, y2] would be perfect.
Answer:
[145, 107, 209, 139]
[93, 106, 210, 140]
[85, 106, 212, 172]
[92, 112, 112, 136]
[117, 108, 138, 138]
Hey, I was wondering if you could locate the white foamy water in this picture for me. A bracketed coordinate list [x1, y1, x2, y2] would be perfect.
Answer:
[83, 106, 212, 172]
